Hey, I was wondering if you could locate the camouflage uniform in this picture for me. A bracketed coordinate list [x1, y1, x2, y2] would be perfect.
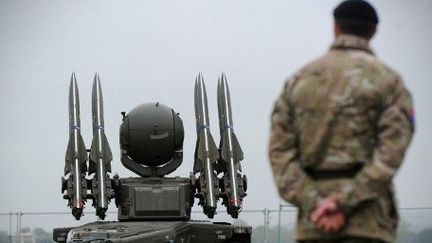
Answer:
[269, 35, 414, 243]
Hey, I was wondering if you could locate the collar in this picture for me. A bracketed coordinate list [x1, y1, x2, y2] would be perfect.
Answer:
[330, 34, 374, 55]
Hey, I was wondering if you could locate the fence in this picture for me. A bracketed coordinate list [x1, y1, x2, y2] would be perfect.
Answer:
[1, 206, 432, 243]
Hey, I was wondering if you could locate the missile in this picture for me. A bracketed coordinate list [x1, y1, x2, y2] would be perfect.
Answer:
[63, 73, 88, 220]
[217, 73, 246, 218]
[193, 73, 219, 218]
[89, 73, 113, 220]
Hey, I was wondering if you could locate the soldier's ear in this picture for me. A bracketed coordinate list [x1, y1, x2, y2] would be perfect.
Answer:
[368, 25, 377, 40]
[334, 22, 341, 38]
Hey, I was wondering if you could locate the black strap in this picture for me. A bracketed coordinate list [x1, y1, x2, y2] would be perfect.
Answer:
[305, 164, 363, 180]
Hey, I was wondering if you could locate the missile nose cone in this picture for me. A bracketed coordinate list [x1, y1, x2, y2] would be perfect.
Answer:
[198, 72, 204, 82]
[219, 73, 229, 91]
[92, 72, 104, 132]
[69, 73, 80, 108]
[220, 72, 227, 83]
[93, 72, 102, 92]
[70, 73, 78, 89]
[94, 72, 101, 83]
[92, 73, 102, 94]
[194, 73, 202, 89]
[71, 72, 77, 82]
[194, 72, 211, 129]
[194, 73, 207, 97]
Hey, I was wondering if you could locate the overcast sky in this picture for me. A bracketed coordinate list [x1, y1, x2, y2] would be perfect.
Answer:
[0, 0, 431, 230]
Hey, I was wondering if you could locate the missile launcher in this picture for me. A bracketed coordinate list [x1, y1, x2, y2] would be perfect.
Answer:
[62, 73, 88, 220]
[55, 73, 250, 243]
[217, 73, 247, 219]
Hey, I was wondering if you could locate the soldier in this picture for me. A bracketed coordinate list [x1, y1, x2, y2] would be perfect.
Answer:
[269, 1, 415, 242]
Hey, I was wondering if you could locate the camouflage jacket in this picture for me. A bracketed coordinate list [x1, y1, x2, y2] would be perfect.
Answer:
[269, 35, 414, 242]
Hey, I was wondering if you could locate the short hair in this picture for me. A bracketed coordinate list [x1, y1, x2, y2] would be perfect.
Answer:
[336, 20, 376, 39]
[334, 0, 378, 39]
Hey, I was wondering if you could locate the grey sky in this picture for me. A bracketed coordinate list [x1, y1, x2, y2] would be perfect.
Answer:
[0, 0, 431, 228]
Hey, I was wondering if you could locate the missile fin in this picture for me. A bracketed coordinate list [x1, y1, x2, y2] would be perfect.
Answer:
[231, 133, 244, 162]
[220, 134, 243, 163]
[193, 141, 202, 173]
[89, 133, 113, 164]
[196, 132, 219, 163]
[65, 133, 87, 174]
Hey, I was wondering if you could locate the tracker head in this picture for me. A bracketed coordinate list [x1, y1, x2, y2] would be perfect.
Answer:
[120, 102, 184, 177]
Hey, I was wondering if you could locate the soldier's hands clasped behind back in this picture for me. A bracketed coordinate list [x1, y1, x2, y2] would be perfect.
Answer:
[310, 196, 345, 233]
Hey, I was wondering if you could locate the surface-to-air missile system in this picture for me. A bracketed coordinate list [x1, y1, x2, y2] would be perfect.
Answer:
[54, 73, 251, 243]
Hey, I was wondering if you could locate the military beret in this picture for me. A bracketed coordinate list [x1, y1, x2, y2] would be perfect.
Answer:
[334, 0, 379, 24]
